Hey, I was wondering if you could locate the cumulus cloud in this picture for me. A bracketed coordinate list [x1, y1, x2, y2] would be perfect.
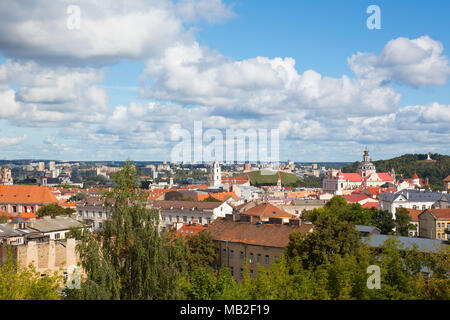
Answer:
[349, 36, 450, 86]
[142, 41, 401, 116]
[0, 0, 233, 65]
[0, 134, 28, 147]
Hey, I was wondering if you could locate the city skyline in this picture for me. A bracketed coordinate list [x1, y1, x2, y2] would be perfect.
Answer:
[0, 1, 450, 162]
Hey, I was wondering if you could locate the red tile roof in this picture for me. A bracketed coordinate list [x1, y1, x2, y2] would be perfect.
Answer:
[0, 185, 58, 204]
[207, 219, 313, 248]
[424, 208, 450, 220]
[361, 202, 379, 209]
[243, 202, 296, 218]
[343, 194, 370, 203]
[403, 208, 422, 223]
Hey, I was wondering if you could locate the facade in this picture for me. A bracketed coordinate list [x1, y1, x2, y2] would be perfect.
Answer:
[379, 190, 450, 219]
[279, 199, 328, 217]
[0, 168, 13, 185]
[148, 200, 233, 230]
[76, 196, 113, 231]
[0, 185, 58, 216]
[418, 208, 450, 240]
[322, 150, 394, 194]
[207, 161, 222, 188]
[207, 215, 313, 282]
[0, 238, 79, 280]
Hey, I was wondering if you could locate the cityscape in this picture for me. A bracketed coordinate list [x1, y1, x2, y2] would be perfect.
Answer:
[0, 0, 449, 307]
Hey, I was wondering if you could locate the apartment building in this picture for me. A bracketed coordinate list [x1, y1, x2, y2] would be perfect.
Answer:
[207, 215, 313, 282]
[418, 208, 450, 240]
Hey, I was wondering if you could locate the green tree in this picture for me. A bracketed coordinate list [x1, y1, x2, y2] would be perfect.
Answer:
[395, 208, 415, 236]
[0, 250, 62, 300]
[370, 208, 395, 234]
[286, 215, 363, 269]
[37, 203, 74, 218]
[201, 196, 221, 202]
[67, 160, 186, 300]
[185, 231, 217, 271]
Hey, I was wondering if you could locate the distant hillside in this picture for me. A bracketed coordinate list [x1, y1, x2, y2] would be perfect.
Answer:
[341, 153, 450, 190]
[234, 170, 322, 188]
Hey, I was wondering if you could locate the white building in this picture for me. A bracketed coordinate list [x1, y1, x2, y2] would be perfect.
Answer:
[378, 190, 450, 219]
[322, 150, 394, 194]
[148, 200, 232, 229]
[207, 161, 222, 188]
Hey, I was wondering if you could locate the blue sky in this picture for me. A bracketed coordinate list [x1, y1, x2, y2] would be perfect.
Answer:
[0, 0, 449, 162]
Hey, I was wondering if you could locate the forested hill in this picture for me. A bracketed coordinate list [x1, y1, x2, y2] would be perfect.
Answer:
[341, 153, 450, 190]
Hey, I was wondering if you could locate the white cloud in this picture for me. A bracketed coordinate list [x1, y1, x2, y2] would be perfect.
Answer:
[349, 36, 450, 86]
[0, 134, 27, 147]
[0, 0, 233, 65]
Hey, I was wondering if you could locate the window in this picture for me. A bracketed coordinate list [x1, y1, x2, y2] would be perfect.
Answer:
[98, 212, 102, 218]
[422, 205, 426, 210]
[183, 216, 187, 223]
[223, 249, 227, 258]
[207, 218, 211, 224]
[230, 267, 234, 276]
[176, 216, 179, 222]
[191, 216, 194, 221]
[249, 253, 254, 264]
[240, 268, 243, 279]
[169, 215, 172, 222]
[230, 250, 234, 259]
[250, 269, 254, 278]
[265, 255, 269, 264]
[198, 217, 202, 224]
[438, 223, 441, 228]
[257, 254, 261, 263]
[99, 222, 103, 229]
[240, 251, 244, 260]
[55, 233, 60, 240]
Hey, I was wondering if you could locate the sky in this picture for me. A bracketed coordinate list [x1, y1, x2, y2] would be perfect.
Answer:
[0, 0, 449, 162]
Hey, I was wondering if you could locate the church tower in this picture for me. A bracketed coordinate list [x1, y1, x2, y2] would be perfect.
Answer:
[208, 161, 221, 187]
[357, 149, 376, 178]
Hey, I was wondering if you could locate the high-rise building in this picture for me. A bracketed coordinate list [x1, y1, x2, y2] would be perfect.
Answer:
[38, 162, 45, 171]
[49, 161, 55, 171]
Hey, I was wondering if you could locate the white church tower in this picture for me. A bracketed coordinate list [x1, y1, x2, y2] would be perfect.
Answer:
[357, 149, 376, 178]
[208, 161, 222, 187]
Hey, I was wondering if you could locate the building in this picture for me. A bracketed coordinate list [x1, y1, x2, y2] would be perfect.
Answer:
[0, 168, 13, 185]
[0, 185, 58, 216]
[241, 202, 298, 223]
[379, 190, 450, 219]
[76, 196, 113, 231]
[322, 150, 394, 194]
[443, 175, 450, 192]
[148, 200, 233, 230]
[207, 161, 222, 188]
[0, 216, 84, 279]
[278, 199, 328, 217]
[207, 215, 313, 282]
[37, 162, 45, 172]
[418, 208, 450, 240]
[403, 208, 421, 237]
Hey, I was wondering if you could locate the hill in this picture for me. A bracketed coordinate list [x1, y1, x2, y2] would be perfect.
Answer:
[341, 153, 450, 190]
[233, 170, 322, 188]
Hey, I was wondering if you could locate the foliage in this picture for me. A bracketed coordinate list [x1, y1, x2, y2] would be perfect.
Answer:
[341, 153, 450, 190]
[68, 192, 88, 202]
[37, 203, 75, 218]
[395, 208, 416, 236]
[0, 249, 62, 300]
[66, 160, 187, 300]
[201, 196, 221, 202]
[185, 231, 217, 271]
